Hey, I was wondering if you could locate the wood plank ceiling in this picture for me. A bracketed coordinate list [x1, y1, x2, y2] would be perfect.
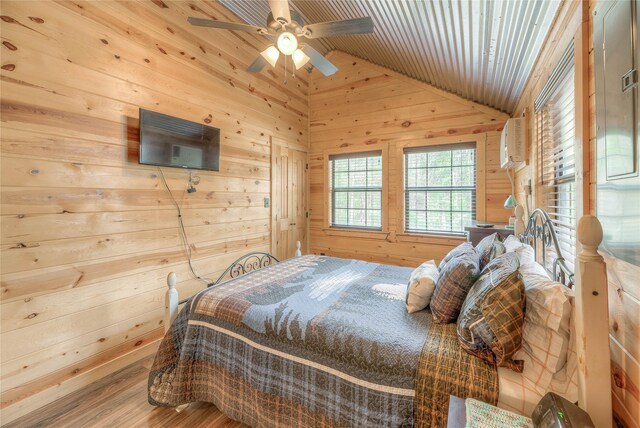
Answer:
[218, 0, 561, 113]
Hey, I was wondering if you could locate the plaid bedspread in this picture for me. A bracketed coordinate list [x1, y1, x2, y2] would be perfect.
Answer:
[149, 255, 497, 427]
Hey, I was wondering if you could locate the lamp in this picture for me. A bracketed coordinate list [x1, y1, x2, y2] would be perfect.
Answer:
[277, 32, 298, 55]
[504, 194, 517, 230]
[504, 194, 517, 209]
[292, 48, 310, 69]
[261, 46, 280, 68]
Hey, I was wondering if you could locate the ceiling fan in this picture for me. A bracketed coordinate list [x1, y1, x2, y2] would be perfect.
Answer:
[188, 0, 374, 76]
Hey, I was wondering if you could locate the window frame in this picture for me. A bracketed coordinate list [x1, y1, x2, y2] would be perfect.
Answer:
[323, 146, 388, 234]
[535, 42, 578, 268]
[402, 142, 478, 236]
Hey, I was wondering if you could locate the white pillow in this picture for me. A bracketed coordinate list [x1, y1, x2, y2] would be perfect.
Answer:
[504, 236, 537, 265]
[519, 261, 551, 279]
[405, 260, 439, 313]
[504, 235, 524, 252]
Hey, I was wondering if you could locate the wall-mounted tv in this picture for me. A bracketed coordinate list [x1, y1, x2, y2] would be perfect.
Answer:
[139, 108, 220, 171]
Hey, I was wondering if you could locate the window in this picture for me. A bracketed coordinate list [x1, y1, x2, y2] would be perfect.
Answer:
[329, 151, 382, 229]
[404, 143, 476, 234]
[535, 43, 576, 267]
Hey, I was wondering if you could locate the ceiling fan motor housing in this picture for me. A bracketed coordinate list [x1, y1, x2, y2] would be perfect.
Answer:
[266, 10, 304, 34]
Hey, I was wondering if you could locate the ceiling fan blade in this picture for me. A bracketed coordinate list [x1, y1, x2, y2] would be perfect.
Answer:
[247, 54, 268, 73]
[268, 0, 291, 24]
[188, 17, 268, 35]
[301, 45, 337, 76]
[302, 17, 374, 39]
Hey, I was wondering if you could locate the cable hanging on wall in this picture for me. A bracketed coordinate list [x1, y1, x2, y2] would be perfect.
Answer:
[158, 167, 213, 286]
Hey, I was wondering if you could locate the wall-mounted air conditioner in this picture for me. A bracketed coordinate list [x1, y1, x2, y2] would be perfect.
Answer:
[500, 117, 526, 168]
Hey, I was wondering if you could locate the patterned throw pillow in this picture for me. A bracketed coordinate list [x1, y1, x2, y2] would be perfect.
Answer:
[431, 245, 480, 324]
[457, 252, 526, 372]
[475, 232, 507, 269]
[438, 242, 475, 271]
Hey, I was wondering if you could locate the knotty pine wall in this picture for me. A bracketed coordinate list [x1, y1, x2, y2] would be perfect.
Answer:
[513, 1, 640, 426]
[0, 0, 308, 423]
[308, 51, 510, 267]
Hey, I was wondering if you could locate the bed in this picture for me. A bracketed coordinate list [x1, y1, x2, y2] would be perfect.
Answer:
[149, 210, 612, 427]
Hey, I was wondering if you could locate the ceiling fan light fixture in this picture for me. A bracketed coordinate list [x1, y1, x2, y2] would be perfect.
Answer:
[292, 49, 310, 69]
[277, 31, 298, 55]
[261, 45, 280, 67]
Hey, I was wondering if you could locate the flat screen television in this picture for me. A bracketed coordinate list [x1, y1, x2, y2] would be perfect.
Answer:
[139, 108, 220, 171]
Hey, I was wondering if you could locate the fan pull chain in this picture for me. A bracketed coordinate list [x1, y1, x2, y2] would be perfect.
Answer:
[284, 55, 288, 85]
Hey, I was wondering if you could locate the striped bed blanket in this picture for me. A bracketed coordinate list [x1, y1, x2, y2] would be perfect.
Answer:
[149, 255, 497, 427]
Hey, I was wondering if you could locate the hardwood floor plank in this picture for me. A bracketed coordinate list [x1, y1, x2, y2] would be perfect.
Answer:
[3, 355, 246, 428]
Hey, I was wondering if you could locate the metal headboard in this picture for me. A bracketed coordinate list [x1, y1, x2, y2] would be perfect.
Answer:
[178, 252, 279, 304]
[212, 252, 279, 285]
[519, 208, 574, 287]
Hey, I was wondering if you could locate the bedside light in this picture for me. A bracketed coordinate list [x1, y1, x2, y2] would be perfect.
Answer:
[504, 195, 517, 209]
[504, 195, 517, 230]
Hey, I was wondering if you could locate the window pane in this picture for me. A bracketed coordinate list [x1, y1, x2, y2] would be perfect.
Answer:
[407, 152, 427, 168]
[334, 192, 348, 208]
[452, 166, 474, 186]
[367, 210, 381, 227]
[367, 156, 382, 170]
[427, 211, 451, 232]
[334, 209, 348, 225]
[349, 157, 367, 171]
[329, 152, 382, 229]
[333, 159, 348, 172]
[349, 191, 366, 209]
[427, 167, 452, 187]
[452, 149, 474, 166]
[408, 211, 426, 230]
[452, 191, 472, 211]
[408, 192, 425, 210]
[367, 191, 381, 209]
[404, 145, 476, 234]
[334, 172, 348, 188]
[348, 209, 366, 226]
[367, 170, 382, 187]
[427, 191, 451, 211]
[428, 151, 451, 167]
[349, 171, 366, 187]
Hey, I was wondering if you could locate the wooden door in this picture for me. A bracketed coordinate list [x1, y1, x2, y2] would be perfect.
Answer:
[271, 142, 307, 260]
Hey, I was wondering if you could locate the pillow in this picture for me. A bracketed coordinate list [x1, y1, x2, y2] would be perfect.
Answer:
[405, 260, 439, 313]
[521, 272, 572, 333]
[504, 235, 536, 265]
[503, 235, 524, 253]
[519, 261, 550, 279]
[431, 246, 480, 324]
[438, 242, 475, 271]
[513, 269, 573, 389]
[457, 252, 526, 372]
[513, 321, 570, 389]
[475, 233, 507, 269]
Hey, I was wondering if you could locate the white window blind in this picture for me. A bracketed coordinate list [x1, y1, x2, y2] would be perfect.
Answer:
[535, 43, 576, 268]
[404, 143, 476, 234]
[329, 151, 382, 230]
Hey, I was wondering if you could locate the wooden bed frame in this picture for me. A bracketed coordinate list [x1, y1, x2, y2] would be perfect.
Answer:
[164, 213, 612, 426]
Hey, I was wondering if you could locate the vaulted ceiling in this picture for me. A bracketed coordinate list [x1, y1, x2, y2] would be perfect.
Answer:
[219, 0, 560, 113]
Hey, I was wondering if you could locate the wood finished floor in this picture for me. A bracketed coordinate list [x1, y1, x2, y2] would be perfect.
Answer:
[4, 356, 246, 428]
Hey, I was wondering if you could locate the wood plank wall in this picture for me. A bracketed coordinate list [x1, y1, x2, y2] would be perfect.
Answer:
[308, 51, 510, 267]
[0, 0, 308, 423]
[512, 1, 640, 426]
